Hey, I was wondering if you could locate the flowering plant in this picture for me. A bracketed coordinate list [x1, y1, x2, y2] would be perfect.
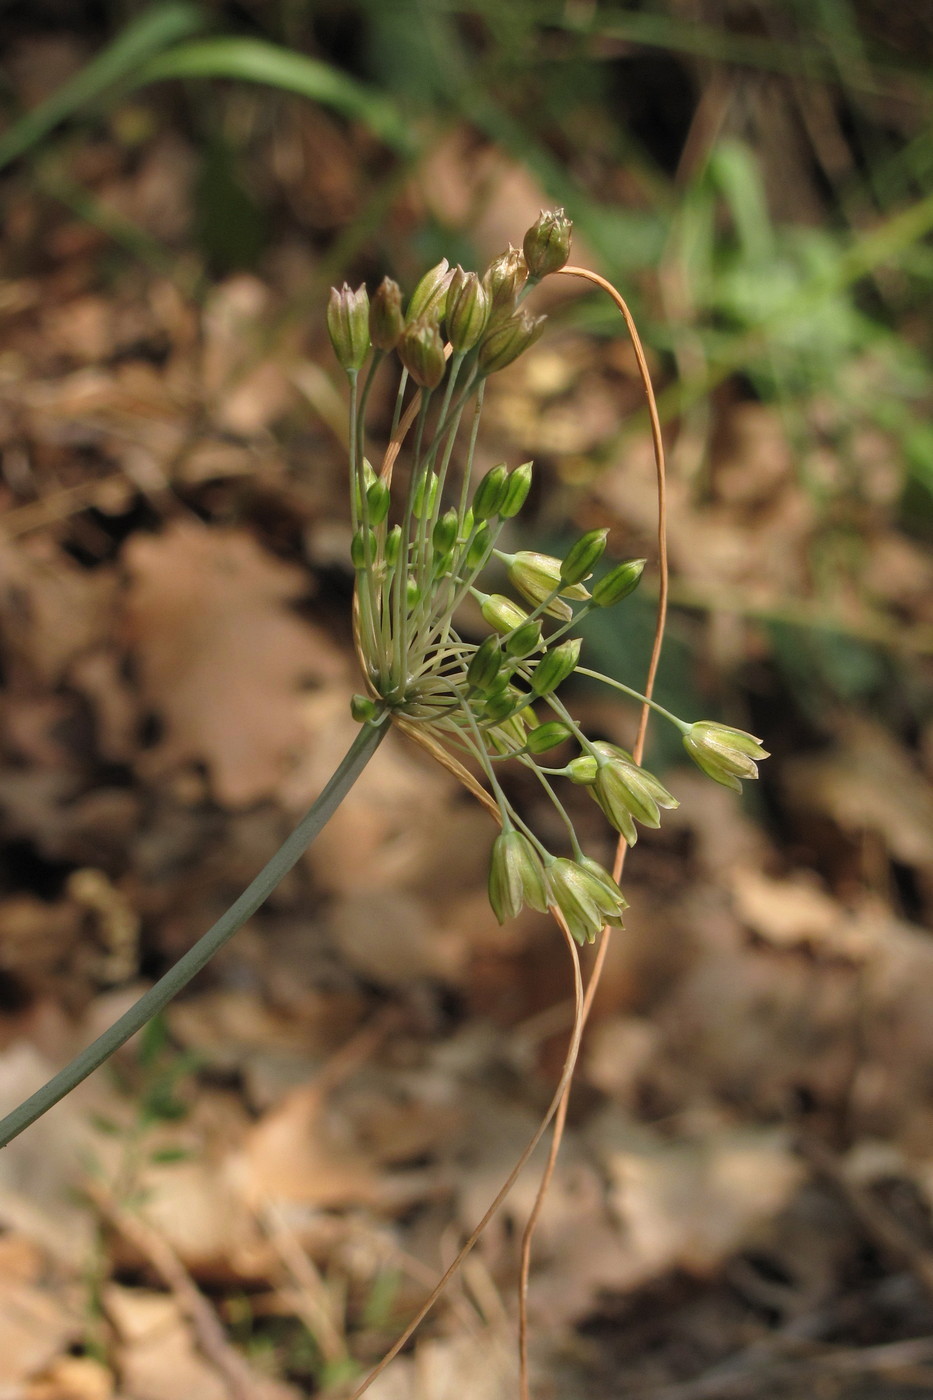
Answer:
[327, 210, 768, 944]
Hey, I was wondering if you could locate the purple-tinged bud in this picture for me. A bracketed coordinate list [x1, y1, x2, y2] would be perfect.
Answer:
[522, 208, 572, 280]
[591, 558, 646, 607]
[488, 829, 549, 922]
[398, 316, 446, 389]
[530, 637, 581, 695]
[478, 310, 546, 376]
[445, 266, 490, 351]
[561, 529, 608, 587]
[472, 463, 509, 521]
[407, 259, 452, 321]
[524, 720, 572, 754]
[369, 277, 404, 350]
[499, 461, 533, 519]
[682, 721, 769, 792]
[326, 283, 370, 372]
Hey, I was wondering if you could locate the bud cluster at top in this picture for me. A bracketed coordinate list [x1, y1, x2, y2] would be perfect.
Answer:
[326, 210, 768, 942]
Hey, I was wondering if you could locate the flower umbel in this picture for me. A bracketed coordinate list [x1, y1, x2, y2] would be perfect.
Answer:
[327, 211, 768, 936]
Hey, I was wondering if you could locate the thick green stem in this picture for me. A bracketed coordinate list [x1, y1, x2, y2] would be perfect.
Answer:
[0, 717, 389, 1150]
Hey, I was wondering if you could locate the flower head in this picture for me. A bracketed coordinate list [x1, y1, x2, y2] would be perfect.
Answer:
[683, 722, 769, 792]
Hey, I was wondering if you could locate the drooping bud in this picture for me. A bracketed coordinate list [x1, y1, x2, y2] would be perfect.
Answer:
[530, 637, 582, 695]
[398, 316, 446, 389]
[524, 720, 572, 754]
[588, 741, 679, 843]
[566, 754, 598, 784]
[407, 259, 452, 321]
[682, 721, 769, 793]
[488, 829, 549, 922]
[445, 266, 490, 351]
[477, 591, 531, 636]
[326, 283, 370, 372]
[369, 276, 404, 350]
[467, 634, 504, 692]
[499, 461, 533, 519]
[478, 310, 546, 376]
[577, 856, 628, 913]
[522, 208, 572, 280]
[505, 550, 587, 620]
[546, 855, 625, 945]
[560, 528, 608, 586]
[482, 245, 528, 318]
[591, 558, 646, 607]
[472, 463, 509, 521]
[505, 618, 543, 658]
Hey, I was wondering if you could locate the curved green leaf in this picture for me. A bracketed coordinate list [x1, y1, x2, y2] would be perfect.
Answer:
[135, 37, 413, 153]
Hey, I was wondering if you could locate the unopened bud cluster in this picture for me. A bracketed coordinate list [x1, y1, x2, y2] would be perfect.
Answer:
[327, 211, 768, 942]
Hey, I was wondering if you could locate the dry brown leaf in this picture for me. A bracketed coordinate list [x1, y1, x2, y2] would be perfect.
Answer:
[122, 520, 348, 806]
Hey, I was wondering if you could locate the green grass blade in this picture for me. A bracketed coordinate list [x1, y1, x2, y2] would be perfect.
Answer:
[134, 38, 413, 153]
[0, 3, 207, 172]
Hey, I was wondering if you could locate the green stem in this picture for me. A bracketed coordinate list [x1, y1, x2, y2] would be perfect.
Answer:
[0, 718, 389, 1150]
[574, 666, 688, 730]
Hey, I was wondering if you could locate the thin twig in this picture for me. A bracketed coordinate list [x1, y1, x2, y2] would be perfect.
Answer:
[517, 266, 670, 1400]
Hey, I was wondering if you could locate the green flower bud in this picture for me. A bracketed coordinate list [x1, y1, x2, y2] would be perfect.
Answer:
[407, 259, 452, 321]
[488, 714, 529, 752]
[465, 523, 493, 569]
[384, 524, 402, 566]
[560, 529, 608, 586]
[445, 266, 490, 351]
[488, 829, 549, 922]
[682, 721, 769, 792]
[398, 316, 446, 389]
[524, 720, 572, 754]
[566, 754, 598, 784]
[478, 310, 546, 376]
[505, 550, 587, 620]
[530, 637, 581, 695]
[522, 208, 573, 280]
[365, 478, 390, 525]
[591, 558, 646, 608]
[546, 856, 625, 945]
[405, 577, 421, 608]
[350, 527, 374, 568]
[326, 283, 370, 372]
[350, 694, 381, 723]
[589, 740, 679, 842]
[369, 276, 404, 350]
[467, 634, 504, 692]
[478, 591, 531, 636]
[499, 461, 533, 519]
[482, 245, 528, 318]
[505, 618, 543, 658]
[482, 685, 524, 725]
[432, 507, 459, 556]
[412, 470, 439, 520]
[472, 463, 509, 521]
